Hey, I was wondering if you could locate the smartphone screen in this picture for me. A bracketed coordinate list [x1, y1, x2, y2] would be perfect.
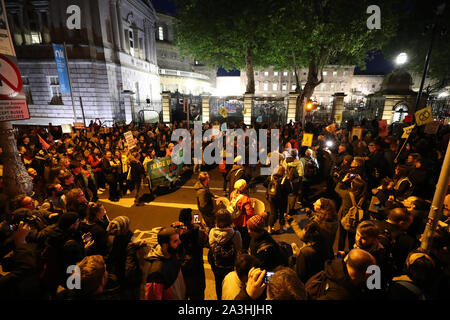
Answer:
[193, 214, 200, 224]
[264, 271, 275, 283]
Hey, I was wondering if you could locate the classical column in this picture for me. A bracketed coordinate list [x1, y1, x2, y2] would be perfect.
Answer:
[201, 93, 211, 123]
[243, 93, 253, 125]
[332, 92, 346, 125]
[116, 0, 125, 52]
[287, 92, 299, 123]
[110, 0, 122, 51]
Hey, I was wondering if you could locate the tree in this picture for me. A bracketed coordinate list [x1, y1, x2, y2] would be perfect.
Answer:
[174, 0, 277, 94]
[381, 0, 450, 95]
[266, 0, 398, 122]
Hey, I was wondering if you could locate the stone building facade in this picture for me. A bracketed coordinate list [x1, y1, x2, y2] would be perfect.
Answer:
[6, 0, 161, 126]
[155, 12, 216, 96]
[236, 66, 384, 106]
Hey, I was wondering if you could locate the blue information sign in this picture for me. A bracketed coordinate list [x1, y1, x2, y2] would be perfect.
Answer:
[52, 44, 71, 94]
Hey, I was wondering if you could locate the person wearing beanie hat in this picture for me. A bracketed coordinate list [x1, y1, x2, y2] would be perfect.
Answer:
[107, 216, 130, 236]
[226, 156, 249, 195]
[247, 212, 287, 271]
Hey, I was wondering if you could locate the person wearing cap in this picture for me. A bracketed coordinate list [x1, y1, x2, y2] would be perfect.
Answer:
[226, 155, 249, 196]
[229, 179, 254, 250]
[247, 212, 288, 271]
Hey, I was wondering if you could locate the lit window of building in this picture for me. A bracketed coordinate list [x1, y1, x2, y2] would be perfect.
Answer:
[263, 82, 268, 91]
[264, 71, 269, 76]
[333, 71, 337, 76]
[292, 84, 296, 91]
[323, 71, 327, 76]
[274, 71, 278, 76]
[273, 83, 278, 91]
[158, 26, 164, 40]
[282, 83, 287, 91]
[283, 71, 288, 76]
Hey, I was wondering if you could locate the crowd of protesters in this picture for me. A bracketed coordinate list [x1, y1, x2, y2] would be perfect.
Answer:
[0, 116, 450, 300]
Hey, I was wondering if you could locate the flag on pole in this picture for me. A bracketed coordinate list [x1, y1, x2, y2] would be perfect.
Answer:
[38, 134, 50, 150]
[401, 124, 416, 139]
[415, 106, 433, 126]
[219, 106, 228, 118]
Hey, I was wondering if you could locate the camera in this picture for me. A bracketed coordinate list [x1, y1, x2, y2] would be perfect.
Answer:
[264, 271, 275, 283]
[348, 173, 357, 179]
[9, 215, 38, 231]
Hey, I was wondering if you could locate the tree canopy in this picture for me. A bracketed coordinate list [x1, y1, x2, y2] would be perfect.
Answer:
[381, 0, 450, 94]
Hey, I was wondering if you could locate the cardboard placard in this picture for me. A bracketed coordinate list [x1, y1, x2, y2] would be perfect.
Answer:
[415, 106, 433, 126]
[351, 127, 363, 140]
[302, 133, 314, 147]
[378, 120, 388, 137]
[124, 131, 136, 149]
[61, 124, 72, 134]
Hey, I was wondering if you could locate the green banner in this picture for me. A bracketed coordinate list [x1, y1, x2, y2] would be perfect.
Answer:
[146, 154, 183, 188]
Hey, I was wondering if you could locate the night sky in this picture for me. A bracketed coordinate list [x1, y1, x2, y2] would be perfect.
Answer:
[150, 0, 395, 77]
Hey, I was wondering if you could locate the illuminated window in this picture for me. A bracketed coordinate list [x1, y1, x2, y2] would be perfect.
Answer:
[292, 84, 296, 90]
[129, 30, 134, 56]
[283, 71, 288, 76]
[264, 71, 269, 76]
[31, 31, 41, 44]
[48, 76, 63, 105]
[282, 83, 287, 91]
[158, 26, 164, 40]
[263, 82, 268, 91]
[323, 71, 327, 76]
[22, 77, 33, 104]
[333, 71, 337, 76]
[274, 71, 278, 76]
[273, 83, 278, 91]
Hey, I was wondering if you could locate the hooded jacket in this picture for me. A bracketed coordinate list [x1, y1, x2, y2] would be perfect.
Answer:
[208, 227, 243, 254]
[142, 245, 185, 300]
[194, 181, 215, 216]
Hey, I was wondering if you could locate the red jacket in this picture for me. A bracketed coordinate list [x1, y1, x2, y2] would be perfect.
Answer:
[87, 154, 102, 173]
[230, 190, 254, 227]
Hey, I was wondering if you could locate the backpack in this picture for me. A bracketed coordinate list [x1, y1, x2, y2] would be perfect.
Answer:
[267, 175, 280, 198]
[227, 194, 244, 220]
[287, 165, 300, 183]
[304, 158, 318, 179]
[210, 231, 236, 269]
[341, 192, 365, 232]
[305, 270, 330, 300]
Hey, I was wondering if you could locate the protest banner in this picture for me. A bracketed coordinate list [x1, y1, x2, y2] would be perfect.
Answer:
[351, 127, 363, 140]
[415, 106, 433, 126]
[378, 120, 388, 137]
[124, 131, 136, 149]
[146, 155, 184, 188]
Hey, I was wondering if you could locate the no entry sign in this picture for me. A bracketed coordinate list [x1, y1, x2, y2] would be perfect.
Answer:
[0, 54, 23, 99]
[0, 53, 29, 122]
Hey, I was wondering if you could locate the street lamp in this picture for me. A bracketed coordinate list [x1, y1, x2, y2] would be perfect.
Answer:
[395, 52, 408, 66]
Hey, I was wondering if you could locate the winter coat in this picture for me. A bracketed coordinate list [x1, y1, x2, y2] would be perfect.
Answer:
[305, 258, 363, 300]
[249, 231, 285, 272]
[295, 243, 331, 284]
[208, 227, 243, 257]
[142, 245, 185, 300]
[229, 190, 254, 228]
[195, 181, 215, 217]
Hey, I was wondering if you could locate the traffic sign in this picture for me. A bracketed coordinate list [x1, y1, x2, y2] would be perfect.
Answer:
[0, 54, 23, 100]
